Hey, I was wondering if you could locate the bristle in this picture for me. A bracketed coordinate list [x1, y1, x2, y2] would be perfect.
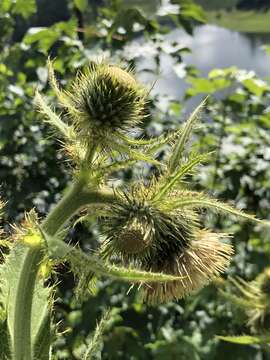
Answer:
[141, 230, 232, 304]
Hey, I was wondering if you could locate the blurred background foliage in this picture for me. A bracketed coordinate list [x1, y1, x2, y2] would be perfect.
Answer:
[1, 0, 270, 359]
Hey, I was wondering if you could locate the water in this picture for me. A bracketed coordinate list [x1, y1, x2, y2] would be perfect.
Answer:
[129, 25, 270, 99]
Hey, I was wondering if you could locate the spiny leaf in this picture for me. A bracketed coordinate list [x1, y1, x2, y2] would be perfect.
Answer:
[34, 91, 74, 139]
[152, 153, 210, 202]
[105, 263, 184, 282]
[96, 158, 137, 176]
[145, 128, 184, 155]
[0, 240, 12, 249]
[117, 133, 163, 146]
[33, 313, 53, 360]
[109, 139, 162, 166]
[0, 200, 5, 215]
[0, 244, 53, 359]
[229, 276, 259, 301]
[47, 58, 78, 114]
[217, 334, 270, 345]
[168, 97, 208, 172]
[169, 192, 270, 226]
[83, 310, 111, 360]
[47, 238, 186, 283]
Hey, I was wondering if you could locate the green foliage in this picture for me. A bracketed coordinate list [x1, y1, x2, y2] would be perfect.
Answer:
[74, 0, 88, 12]
[0, 0, 36, 18]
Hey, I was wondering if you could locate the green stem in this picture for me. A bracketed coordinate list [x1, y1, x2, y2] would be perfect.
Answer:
[41, 180, 116, 237]
[13, 177, 116, 359]
[13, 246, 43, 360]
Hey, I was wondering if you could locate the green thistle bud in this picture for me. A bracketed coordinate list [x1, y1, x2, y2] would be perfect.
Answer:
[68, 62, 147, 136]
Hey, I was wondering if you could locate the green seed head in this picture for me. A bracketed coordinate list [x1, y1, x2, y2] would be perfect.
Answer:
[70, 62, 147, 135]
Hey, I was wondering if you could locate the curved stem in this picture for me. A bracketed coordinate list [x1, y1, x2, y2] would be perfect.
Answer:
[13, 173, 116, 359]
[13, 246, 43, 360]
[41, 181, 116, 237]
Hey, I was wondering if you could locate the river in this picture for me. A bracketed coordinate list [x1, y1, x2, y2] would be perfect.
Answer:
[125, 24, 270, 99]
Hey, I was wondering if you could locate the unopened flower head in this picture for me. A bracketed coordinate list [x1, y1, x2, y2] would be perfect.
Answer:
[68, 62, 147, 136]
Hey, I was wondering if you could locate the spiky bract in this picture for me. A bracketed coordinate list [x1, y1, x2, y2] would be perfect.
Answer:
[11, 210, 43, 248]
[67, 62, 147, 136]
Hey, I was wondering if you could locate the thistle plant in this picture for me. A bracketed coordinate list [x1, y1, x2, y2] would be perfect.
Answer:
[0, 59, 269, 359]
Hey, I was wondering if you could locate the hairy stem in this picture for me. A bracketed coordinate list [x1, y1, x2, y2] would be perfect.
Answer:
[13, 177, 116, 359]
[41, 180, 116, 237]
[13, 246, 43, 360]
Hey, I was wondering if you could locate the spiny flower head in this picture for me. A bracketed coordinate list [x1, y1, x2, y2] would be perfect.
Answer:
[67, 62, 147, 136]
[35, 59, 154, 168]
[101, 186, 197, 261]
[101, 185, 233, 304]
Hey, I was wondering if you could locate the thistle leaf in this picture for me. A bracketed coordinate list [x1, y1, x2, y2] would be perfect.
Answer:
[109, 139, 162, 166]
[48, 238, 185, 283]
[83, 310, 111, 360]
[217, 334, 270, 345]
[97, 159, 137, 176]
[168, 98, 208, 172]
[0, 244, 53, 359]
[145, 128, 184, 155]
[229, 276, 259, 300]
[34, 91, 74, 139]
[47, 58, 78, 114]
[33, 313, 53, 360]
[170, 193, 270, 226]
[0, 200, 5, 215]
[153, 153, 210, 202]
[104, 263, 184, 283]
[117, 133, 163, 146]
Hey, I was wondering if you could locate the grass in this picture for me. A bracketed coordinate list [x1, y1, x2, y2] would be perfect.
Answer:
[206, 10, 270, 33]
